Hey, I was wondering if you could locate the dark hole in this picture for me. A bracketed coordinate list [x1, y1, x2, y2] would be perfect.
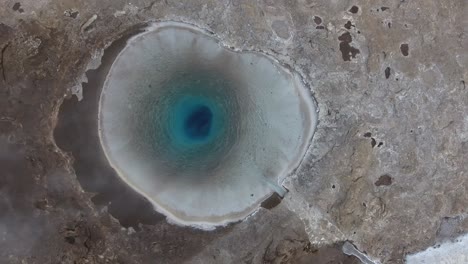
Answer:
[381, 7, 390, 11]
[363, 132, 372, 137]
[65, 236, 75, 244]
[371, 138, 377, 148]
[339, 42, 360, 61]
[338, 32, 360, 61]
[378, 142, 383, 147]
[316, 25, 325, 30]
[387, 22, 392, 28]
[338, 32, 352, 44]
[349, 6, 359, 14]
[400, 43, 409, 56]
[12, 2, 20, 11]
[313, 16, 322, 25]
[184, 105, 213, 140]
[375, 174, 392, 186]
[385, 67, 391, 79]
[260, 193, 282, 210]
[332, 185, 335, 189]
[344, 21, 352, 29]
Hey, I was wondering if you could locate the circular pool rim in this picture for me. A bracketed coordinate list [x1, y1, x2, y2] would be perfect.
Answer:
[98, 21, 318, 229]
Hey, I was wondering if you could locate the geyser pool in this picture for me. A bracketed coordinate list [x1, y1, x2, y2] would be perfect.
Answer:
[98, 22, 318, 228]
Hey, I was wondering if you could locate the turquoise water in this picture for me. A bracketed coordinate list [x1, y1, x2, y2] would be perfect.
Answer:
[142, 71, 238, 169]
[181, 104, 213, 140]
[170, 96, 222, 145]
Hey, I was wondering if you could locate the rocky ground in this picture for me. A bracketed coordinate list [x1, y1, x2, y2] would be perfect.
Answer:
[0, 0, 466, 263]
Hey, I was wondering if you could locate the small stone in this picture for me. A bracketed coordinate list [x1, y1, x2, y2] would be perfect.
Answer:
[81, 14, 98, 33]
[64, 9, 79, 19]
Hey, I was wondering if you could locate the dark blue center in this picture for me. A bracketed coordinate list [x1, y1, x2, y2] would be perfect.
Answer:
[183, 105, 213, 140]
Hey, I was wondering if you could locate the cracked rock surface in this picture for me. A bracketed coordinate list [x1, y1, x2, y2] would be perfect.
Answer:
[0, 0, 466, 263]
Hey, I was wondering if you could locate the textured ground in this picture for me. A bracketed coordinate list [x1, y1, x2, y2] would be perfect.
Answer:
[0, 0, 466, 263]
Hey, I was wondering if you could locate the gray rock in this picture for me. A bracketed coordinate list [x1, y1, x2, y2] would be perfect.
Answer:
[0, 0, 466, 263]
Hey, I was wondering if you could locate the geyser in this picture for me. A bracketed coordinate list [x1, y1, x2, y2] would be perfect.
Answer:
[98, 22, 317, 228]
